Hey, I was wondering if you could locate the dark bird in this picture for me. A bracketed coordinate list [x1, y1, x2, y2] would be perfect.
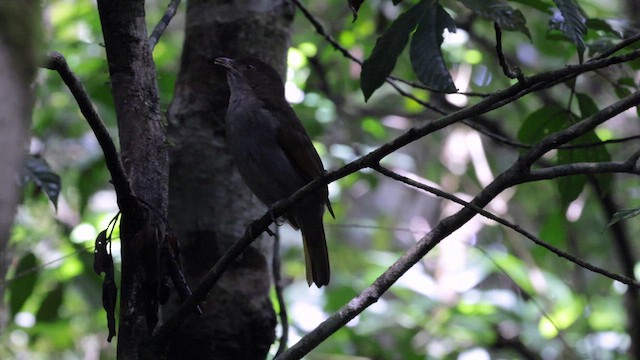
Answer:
[215, 56, 334, 287]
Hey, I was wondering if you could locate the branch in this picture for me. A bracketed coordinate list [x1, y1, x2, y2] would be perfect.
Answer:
[373, 165, 640, 287]
[148, 0, 181, 51]
[274, 89, 640, 360]
[42, 51, 137, 210]
[494, 23, 524, 82]
[524, 160, 640, 181]
[273, 228, 289, 356]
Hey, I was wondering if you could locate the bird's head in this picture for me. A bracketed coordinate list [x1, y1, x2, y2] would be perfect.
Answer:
[214, 57, 285, 98]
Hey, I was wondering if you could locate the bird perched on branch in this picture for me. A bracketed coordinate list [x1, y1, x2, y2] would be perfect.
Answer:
[215, 56, 334, 287]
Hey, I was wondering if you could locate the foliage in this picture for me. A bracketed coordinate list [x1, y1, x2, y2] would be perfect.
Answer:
[3, 0, 640, 359]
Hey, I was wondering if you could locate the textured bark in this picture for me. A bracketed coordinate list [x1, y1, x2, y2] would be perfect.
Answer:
[96, 1, 168, 359]
[0, 0, 40, 333]
[164, 0, 294, 358]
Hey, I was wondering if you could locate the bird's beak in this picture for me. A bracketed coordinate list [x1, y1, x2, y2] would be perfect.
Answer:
[214, 57, 236, 71]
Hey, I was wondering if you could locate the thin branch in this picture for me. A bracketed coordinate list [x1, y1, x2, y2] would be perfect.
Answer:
[474, 246, 573, 354]
[525, 160, 640, 181]
[272, 228, 289, 357]
[148, 0, 181, 51]
[591, 31, 640, 60]
[43, 51, 137, 210]
[274, 89, 640, 360]
[373, 164, 640, 287]
[494, 23, 524, 82]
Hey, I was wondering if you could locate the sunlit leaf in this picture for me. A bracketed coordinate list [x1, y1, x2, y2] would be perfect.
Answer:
[409, 2, 457, 93]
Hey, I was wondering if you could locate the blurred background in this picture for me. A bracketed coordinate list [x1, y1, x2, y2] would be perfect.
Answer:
[2, 0, 640, 359]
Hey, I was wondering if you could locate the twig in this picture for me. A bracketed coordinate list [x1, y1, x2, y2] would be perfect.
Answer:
[591, 31, 640, 60]
[43, 51, 137, 210]
[524, 160, 640, 181]
[494, 23, 525, 82]
[148, 0, 181, 51]
[373, 164, 640, 287]
[272, 227, 289, 357]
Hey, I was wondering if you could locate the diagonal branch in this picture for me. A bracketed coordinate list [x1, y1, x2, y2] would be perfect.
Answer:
[43, 51, 137, 210]
[373, 164, 640, 287]
[274, 88, 640, 360]
[148, 0, 181, 51]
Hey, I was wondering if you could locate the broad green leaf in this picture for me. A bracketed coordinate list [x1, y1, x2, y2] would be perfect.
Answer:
[458, 0, 531, 40]
[576, 93, 598, 118]
[558, 98, 611, 207]
[517, 105, 570, 145]
[557, 149, 587, 208]
[24, 155, 61, 209]
[539, 213, 567, 246]
[550, 0, 588, 62]
[8, 252, 39, 318]
[361, 0, 431, 100]
[614, 86, 632, 99]
[36, 283, 65, 322]
[586, 18, 624, 38]
[409, 3, 457, 93]
[608, 207, 640, 227]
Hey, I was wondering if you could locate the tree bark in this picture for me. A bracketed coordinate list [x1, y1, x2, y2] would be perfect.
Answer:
[96, 1, 168, 359]
[0, 0, 40, 332]
[164, 0, 294, 358]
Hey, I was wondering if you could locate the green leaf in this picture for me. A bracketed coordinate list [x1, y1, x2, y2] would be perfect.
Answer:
[458, 0, 531, 40]
[508, 0, 553, 14]
[8, 252, 39, 318]
[361, 0, 431, 100]
[409, 2, 457, 93]
[586, 18, 624, 38]
[550, 0, 588, 63]
[576, 93, 598, 118]
[608, 207, 640, 227]
[517, 105, 570, 145]
[36, 283, 65, 322]
[614, 86, 632, 99]
[557, 149, 587, 207]
[557, 99, 611, 207]
[24, 155, 61, 209]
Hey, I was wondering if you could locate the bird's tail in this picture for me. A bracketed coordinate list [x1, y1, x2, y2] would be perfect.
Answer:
[301, 223, 330, 287]
[294, 202, 330, 287]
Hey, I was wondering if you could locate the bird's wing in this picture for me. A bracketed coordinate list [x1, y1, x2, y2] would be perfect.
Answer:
[268, 100, 335, 217]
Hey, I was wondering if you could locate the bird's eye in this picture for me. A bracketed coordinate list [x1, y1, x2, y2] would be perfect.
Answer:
[245, 64, 256, 70]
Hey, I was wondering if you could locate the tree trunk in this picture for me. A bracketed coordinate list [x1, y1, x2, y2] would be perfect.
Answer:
[0, 0, 40, 332]
[164, 0, 294, 358]
[96, 1, 168, 359]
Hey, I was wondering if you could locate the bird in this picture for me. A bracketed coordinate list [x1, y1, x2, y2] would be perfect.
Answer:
[214, 56, 334, 287]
